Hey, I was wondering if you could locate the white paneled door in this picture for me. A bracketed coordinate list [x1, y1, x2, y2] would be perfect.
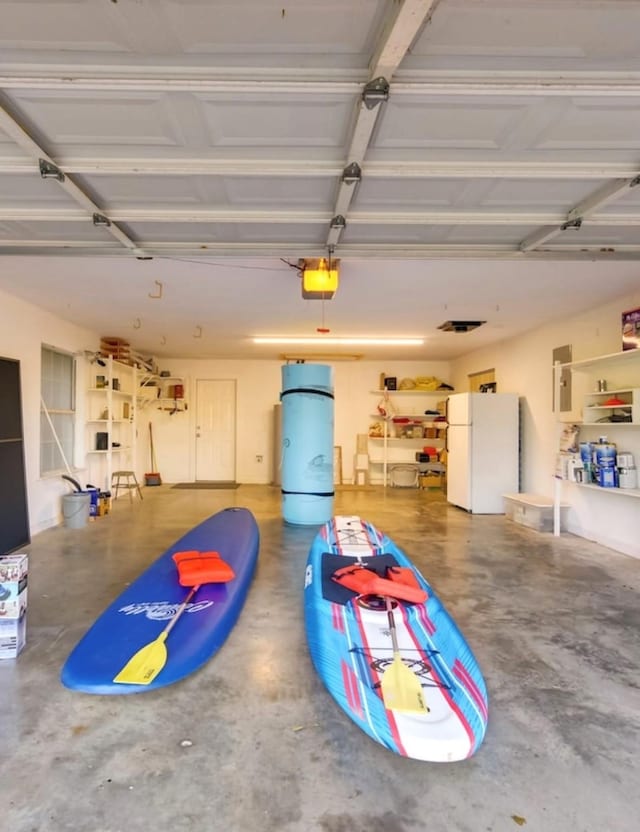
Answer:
[195, 379, 236, 482]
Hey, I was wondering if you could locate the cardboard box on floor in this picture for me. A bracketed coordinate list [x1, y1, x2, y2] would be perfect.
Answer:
[419, 474, 442, 489]
[0, 554, 28, 659]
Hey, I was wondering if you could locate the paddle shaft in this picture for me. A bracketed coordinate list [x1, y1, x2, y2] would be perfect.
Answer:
[149, 422, 155, 470]
[163, 584, 200, 639]
[112, 583, 202, 684]
[382, 594, 429, 713]
[385, 596, 401, 655]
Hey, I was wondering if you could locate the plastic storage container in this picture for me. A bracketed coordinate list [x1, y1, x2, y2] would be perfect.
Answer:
[85, 487, 99, 517]
[62, 492, 91, 529]
[389, 464, 419, 487]
[503, 493, 569, 533]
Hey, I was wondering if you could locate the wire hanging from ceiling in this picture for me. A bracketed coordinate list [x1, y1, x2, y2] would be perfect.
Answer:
[317, 248, 333, 334]
[155, 256, 298, 273]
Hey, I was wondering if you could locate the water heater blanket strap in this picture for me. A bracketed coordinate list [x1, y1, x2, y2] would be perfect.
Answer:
[281, 489, 335, 497]
[280, 388, 335, 400]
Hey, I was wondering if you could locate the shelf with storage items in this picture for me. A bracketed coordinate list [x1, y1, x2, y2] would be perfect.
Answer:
[85, 357, 136, 490]
[137, 374, 187, 413]
[553, 349, 640, 529]
[572, 481, 640, 499]
[581, 388, 639, 425]
[368, 389, 450, 486]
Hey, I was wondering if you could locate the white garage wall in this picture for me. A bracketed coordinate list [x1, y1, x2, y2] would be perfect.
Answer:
[450, 288, 640, 559]
[139, 359, 454, 486]
[2, 278, 638, 559]
[0, 287, 98, 536]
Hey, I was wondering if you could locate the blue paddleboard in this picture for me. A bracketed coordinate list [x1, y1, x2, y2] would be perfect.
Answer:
[305, 516, 488, 762]
[61, 507, 259, 694]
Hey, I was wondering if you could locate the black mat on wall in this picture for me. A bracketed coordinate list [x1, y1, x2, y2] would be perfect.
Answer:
[0, 357, 30, 552]
[172, 482, 239, 490]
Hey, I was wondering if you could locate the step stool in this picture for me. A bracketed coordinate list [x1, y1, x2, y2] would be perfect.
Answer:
[111, 470, 144, 502]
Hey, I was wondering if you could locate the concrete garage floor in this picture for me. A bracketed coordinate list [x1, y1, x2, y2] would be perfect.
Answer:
[1, 485, 639, 832]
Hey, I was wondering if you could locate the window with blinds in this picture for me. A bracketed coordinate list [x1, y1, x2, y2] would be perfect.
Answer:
[41, 345, 76, 475]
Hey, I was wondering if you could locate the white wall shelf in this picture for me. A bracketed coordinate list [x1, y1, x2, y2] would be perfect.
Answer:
[553, 349, 640, 534]
[368, 389, 449, 486]
[556, 348, 640, 371]
[85, 356, 136, 490]
[87, 447, 131, 455]
[370, 390, 452, 401]
[138, 374, 187, 412]
[570, 481, 640, 499]
[581, 388, 639, 425]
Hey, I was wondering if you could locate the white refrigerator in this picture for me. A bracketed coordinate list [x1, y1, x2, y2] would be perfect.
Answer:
[446, 392, 519, 514]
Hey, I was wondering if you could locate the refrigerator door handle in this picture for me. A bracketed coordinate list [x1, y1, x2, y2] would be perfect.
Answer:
[445, 397, 449, 451]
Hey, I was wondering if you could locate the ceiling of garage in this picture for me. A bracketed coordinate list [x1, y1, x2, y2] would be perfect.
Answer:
[0, 0, 639, 360]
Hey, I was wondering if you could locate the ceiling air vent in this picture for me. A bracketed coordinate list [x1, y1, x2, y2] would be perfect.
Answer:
[438, 320, 486, 333]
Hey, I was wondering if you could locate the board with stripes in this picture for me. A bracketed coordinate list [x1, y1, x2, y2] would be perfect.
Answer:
[304, 515, 488, 762]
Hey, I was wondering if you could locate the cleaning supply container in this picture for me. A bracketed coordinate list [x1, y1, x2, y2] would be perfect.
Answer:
[617, 452, 637, 489]
[85, 486, 100, 517]
[62, 492, 91, 529]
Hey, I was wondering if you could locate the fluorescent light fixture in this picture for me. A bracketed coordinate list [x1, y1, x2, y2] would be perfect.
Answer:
[253, 337, 424, 346]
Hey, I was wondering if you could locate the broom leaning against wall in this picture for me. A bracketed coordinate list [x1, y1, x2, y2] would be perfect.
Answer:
[145, 422, 162, 486]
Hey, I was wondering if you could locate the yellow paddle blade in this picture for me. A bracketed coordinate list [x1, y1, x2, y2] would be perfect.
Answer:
[113, 632, 168, 685]
[380, 655, 429, 714]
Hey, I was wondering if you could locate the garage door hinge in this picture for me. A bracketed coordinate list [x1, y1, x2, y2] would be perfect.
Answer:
[560, 217, 582, 231]
[362, 77, 390, 109]
[342, 163, 362, 185]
